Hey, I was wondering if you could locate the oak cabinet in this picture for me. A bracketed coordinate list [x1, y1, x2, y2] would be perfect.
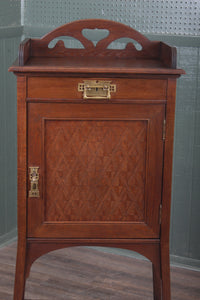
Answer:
[9, 19, 184, 300]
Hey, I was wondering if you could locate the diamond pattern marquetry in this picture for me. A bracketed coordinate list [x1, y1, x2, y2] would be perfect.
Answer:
[44, 120, 147, 222]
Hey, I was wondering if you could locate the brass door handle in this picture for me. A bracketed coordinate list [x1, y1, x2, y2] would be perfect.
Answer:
[78, 80, 116, 99]
[29, 167, 39, 197]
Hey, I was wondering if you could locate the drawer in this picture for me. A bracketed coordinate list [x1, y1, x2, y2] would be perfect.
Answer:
[27, 77, 167, 100]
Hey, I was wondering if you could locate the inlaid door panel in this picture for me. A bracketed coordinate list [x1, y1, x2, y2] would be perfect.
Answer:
[45, 119, 146, 222]
[28, 103, 165, 238]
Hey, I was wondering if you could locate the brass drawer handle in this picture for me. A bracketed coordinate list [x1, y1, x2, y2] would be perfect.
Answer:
[29, 167, 40, 197]
[78, 80, 116, 99]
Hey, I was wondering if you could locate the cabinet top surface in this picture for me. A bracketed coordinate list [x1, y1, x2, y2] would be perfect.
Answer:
[9, 56, 184, 75]
[9, 19, 184, 76]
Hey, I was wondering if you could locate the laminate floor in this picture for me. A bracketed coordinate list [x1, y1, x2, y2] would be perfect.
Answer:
[0, 242, 199, 300]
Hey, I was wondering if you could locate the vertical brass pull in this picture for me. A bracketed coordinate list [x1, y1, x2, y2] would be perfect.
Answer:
[29, 167, 39, 197]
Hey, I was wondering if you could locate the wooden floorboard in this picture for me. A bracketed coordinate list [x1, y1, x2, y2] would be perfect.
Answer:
[0, 242, 199, 299]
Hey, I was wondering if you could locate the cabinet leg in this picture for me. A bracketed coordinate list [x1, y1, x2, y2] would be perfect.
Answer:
[13, 241, 27, 300]
[152, 261, 162, 300]
[161, 246, 171, 300]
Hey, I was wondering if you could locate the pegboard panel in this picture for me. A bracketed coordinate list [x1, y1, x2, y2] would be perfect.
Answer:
[23, 0, 200, 36]
[0, 0, 21, 27]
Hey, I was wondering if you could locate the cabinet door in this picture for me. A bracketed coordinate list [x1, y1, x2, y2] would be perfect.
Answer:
[28, 103, 165, 238]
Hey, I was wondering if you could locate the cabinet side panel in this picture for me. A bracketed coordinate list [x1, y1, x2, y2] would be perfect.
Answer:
[14, 76, 28, 299]
[161, 78, 177, 244]
[159, 77, 177, 300]
[17, 76, 27, 241]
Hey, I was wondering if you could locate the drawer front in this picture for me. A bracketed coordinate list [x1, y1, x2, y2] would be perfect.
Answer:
[27, 77, 167, 100]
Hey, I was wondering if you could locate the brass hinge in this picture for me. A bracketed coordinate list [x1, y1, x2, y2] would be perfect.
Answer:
[159, 204, 162, 224]
[162, 119, 166, 140]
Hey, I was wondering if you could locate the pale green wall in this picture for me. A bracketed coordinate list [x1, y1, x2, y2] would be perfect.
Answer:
[171, 47, 200, 265]
[0, 0, 21, 27]
[0, 0, 200, 268]
[0, 0, 22, 245]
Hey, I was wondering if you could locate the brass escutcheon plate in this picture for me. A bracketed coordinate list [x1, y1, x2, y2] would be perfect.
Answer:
[29, 167, 40, 197]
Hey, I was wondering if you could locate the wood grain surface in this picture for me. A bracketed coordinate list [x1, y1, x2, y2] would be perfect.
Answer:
[44, 119, 147, 222]
[27, 103, 164, 239]
[27, 77, 167, 100]
[0, 242, 199, 300]
[8, 19, 186, 73]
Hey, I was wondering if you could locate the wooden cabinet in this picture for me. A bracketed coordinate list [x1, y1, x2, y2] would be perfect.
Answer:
[9, 19, 184, 300]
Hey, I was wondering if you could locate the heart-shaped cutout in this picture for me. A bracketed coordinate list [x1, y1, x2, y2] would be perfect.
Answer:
[82, 28, 109, 46]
